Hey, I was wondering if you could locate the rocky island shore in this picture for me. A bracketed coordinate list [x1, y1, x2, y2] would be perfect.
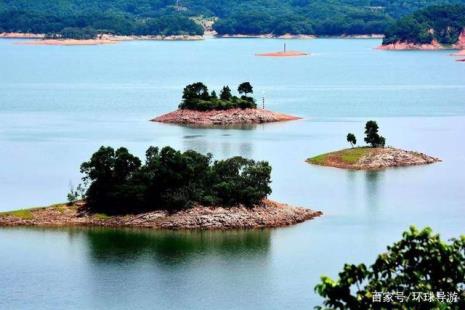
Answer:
[152, 108, 300, 126]
[307, 147, 440, 170]
[153, 82, 299, 126]
[0, 200, 322, 230]
[256, 50, 308, 57]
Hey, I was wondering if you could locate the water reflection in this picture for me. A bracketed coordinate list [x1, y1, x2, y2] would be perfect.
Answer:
[181, 131, 254, 158]
[365, 171, 383, 211]
[178, 124, 258, 130]
[83, 228, 271, 265]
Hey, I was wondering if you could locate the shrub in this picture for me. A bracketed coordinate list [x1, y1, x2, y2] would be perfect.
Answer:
[315, 226, 465, 309]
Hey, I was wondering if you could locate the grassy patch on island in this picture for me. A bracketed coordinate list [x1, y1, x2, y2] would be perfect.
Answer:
[0, 209, 35, 220]
[307, 147, 372, 167]
[94, 213, 111, 220]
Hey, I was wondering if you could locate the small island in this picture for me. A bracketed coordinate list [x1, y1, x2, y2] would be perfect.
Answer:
[255, 51, 308, 57]
[256, 43, 308, 57]
[152, 82, 300, 126]
[0, 146, 321, 229]
[307, 121, 440, 170]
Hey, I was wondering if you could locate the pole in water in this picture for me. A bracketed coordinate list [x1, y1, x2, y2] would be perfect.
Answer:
[284, 43, 286, 53]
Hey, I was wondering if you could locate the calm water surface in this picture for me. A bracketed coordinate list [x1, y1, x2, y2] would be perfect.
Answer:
[1, 38, 465, 309]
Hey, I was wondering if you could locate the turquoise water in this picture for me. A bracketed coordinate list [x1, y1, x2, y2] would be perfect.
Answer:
[0, 38, 465, 309]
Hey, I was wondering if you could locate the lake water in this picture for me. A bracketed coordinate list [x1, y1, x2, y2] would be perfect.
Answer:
[1, 38, 465, 309]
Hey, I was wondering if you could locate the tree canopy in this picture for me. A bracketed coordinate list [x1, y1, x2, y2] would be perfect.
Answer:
[315, 226, 465, 309]
[364, 120, 386, 148]
[179, 82, 257, 111]
[79, 145, 272, 214]
[346, 133, 357, 147]
[238, 82, 253, 95]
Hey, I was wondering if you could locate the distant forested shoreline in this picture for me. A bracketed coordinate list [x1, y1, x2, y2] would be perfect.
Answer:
[383, 4, 465, 45]
[1, 0, 465, 38]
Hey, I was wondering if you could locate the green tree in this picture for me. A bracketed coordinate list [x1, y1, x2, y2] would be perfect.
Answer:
[182, 82, 210, 101]
[211, 157, 272, 206]
[220, 86, 232, 101]
[80, 146, 142, 214]
[238, 82, 253, 95]
[364, 120, 386, 147]
[346, 133, 357, 147]
[378, 136, 386, 147]
[210, 90, 218, 99]
[315, 226, 465, 309]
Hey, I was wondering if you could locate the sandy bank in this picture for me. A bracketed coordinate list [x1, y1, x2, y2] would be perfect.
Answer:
[103, 34, 204, 41]
[17, 39, 118, 46]
[307, 147, 440, 170]
[7, 33, 204, 46]
[0, 32, 45, 39]
[256, 50, 308, 57]
[0, 200, 322, 230]
[152, 108, 300, 126]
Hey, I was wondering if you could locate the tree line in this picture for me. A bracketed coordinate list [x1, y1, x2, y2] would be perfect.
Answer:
[74, 146, 272, 214]
[0, 10, 203, 38]
[2, 0, 465, 37]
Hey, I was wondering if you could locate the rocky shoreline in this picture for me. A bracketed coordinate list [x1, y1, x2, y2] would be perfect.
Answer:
[308, 147, 440, 170]
[378, 40, 443, 50]
[152, 108, 300, 126]
[0, 200, 322, 230]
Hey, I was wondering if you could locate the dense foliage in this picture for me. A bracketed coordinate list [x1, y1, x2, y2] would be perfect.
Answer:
[383, 4, 465, 45]
[315, 226, 465, 309]
[80, 146, 272, 214]
[364, 120, 386, 147]
[2, 0, 465, 37]
[179, 82, 257, 111]
[0, 2, 203, 38]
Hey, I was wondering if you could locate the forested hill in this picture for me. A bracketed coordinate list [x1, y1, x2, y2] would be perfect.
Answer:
[1, 0, 465, 38]
[383, 5, 465, 45]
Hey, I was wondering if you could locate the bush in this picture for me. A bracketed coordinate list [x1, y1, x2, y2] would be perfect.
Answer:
[80, 146, 272, 214]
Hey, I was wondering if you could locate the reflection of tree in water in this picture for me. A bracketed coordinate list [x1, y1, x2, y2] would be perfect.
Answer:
[84, 228, 270, 265]
[365, 170, 383, 210]
[182, 134, 254, 159]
